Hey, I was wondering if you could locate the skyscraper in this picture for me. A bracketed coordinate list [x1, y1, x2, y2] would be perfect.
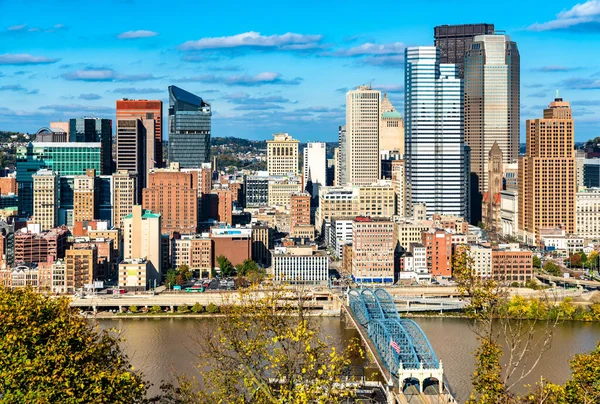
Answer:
[116, 119, 145, 203]
[32, 169, 59, 231]
[266, 133, 299, 176]
[112, 170, 136, 230]
[464, 34, 520, 222]
[405, 46, 469, 218]
[434, 23, 495, 77]
[346, 86, 381, 186]
[69, 118, 112, 175]
[116, 99, 164, 168]
[519, 97, 575, 244]
[168, 86, 211, 168]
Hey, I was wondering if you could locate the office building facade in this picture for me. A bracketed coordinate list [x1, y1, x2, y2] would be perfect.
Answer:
[168, 86, 211, 168]
[267, 133, 299, 176]
[434, 23, 495, 77]
[69, 118, 112, 175]
[116, 99, 163, 168]
[405, 46, 469, 218]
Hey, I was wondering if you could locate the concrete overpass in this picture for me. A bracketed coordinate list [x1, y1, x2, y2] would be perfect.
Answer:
[536, 273, 600, 290]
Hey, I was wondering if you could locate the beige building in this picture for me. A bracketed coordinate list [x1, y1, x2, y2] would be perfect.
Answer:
[267, 180, 302, 210]
[394, 220, 430, 251]
[346, 86, 381, 185]
[118, 259, 155, 291]
[379, 93, 404, 154]
[66, 246, 97, 289]
[267, 133, 299, 176]
[32, 169, 58, 231]
[519, 97, 576, 244]
[251, 223, 272, 267]
[123, 205, 162, 279]
[315, 183, 395, 231]
[112, 170, 136, 230]
[171, 234, 212, 275]
[351, 217, 395, 283]
[391, 160, 408, 217]
[576, 188, 600, 240]
[73, 169, 97, 223]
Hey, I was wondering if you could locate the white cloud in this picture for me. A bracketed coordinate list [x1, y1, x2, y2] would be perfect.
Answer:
[180, 31, 323, 51]
[334, 42, 406, 57]
[0, 53, 59, 65]
[528, 0, 600, 31]
[177, 72, 302, 86]
[61, 68, 159, 82]
[7, 24, 27, 31]
[117, 30, 158, 39]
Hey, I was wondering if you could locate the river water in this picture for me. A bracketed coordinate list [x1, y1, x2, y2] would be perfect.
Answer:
[97, 317, 600, 403]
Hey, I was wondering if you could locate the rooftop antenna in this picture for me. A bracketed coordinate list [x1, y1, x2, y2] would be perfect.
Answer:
[555, 88, 559, 99]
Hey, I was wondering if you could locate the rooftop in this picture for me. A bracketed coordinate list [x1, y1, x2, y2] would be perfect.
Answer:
[123, 209, 161, 219]
[382, 111, 402, 119]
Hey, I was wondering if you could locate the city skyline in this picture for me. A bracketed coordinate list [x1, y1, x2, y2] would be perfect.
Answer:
[1, 0, 600, 142]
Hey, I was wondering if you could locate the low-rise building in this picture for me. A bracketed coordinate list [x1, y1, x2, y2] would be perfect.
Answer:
[351, 217, 395, 283]
[211, 226, 252, 268]
[576, 188, 600, 240]
[399, 243, 429, 283]
[272, 246, 329, 285]
[118, 258, 157, 291]
[14, 225, 69, 264]
[492, 244, 533, 283]
[500, 190, 519, 239]
[171, 234, 213, 275]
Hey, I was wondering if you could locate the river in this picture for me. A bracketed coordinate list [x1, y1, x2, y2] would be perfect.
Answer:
[97, 317, 600, 403]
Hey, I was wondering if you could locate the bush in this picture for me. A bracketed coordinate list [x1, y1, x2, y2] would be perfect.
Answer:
[177, 304, 189, 313]
[149, 305, 162, 314]
[525, 278, 539, 290]
[129, 305, 138, 314]
[206, 303, 220, 314]
[191, 302, 204, 313]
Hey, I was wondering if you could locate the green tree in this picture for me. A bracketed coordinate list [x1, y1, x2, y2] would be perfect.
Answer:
[216, 255, 235, 277]
[129, 305, 138, 313]
[569, 254, 582, 268]
[177, 304, 189, 313]
[191, 302, 204, 313]
[544, 261, 562, 276]
[161, 287, 362, 403]
[165, 268, 178, 288]
[532, 255, 542, 268]
[206, 302, 219, 314]
[149, 305, 162, 314]
[0, 287, 147, 402]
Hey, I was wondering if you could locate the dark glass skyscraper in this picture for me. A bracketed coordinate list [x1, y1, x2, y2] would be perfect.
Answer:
[434, 23, 494, 78]
[69, 118, 112, 175]
[168, 86, 211, 168]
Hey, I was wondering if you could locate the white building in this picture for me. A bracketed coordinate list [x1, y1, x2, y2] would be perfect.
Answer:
[329, 217, 354, 259]
[500, 190, 519, 239]
[467, 245, 493, 278]
[400, 243, 430, 283]
[272, 247, 329, 285]
[303, 142, 327, 197]
[405, 46, 469, 218]
[346, 86, 381, 186]
[576, 188, 600, 240]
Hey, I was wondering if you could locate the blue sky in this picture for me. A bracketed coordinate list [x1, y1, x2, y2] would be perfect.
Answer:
[1, 0, 599, 142]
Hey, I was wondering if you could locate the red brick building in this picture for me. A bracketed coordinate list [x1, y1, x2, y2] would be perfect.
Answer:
[422, 229, 452, 277]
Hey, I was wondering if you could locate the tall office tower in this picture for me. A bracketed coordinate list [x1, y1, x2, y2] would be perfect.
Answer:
[73, 169, 98, 223]
[336, 126, 346, 185]
[69, 118, 112, 175]
[142, 167, 198, 236]
[290, 192, 311, 236]
[464, 34, 520, 222]
[32, 169, 58, 231]
[116, 119, 145, 203]
[391, 160, 408, 217]
[123, 205, 162, 278]
[112, 170, 136, 230]
[267, 133, 299, 176]
[519, 97, 576, 244]
[405, 47, 469, 218]
[303, 142, 326, 196]
[346, 86, 380, 186]
[434, 23, 495, 78]
[379, 93, 404, 154]
[116, 99, 163, 168]
[482, 142, 503, 233]
[168, 86, 211, 168]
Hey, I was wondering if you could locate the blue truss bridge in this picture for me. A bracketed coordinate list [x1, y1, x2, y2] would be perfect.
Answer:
[345, 288, 457, 403]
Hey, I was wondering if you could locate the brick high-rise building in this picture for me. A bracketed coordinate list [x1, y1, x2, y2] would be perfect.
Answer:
[351, 217, 394, 283]
[116, 99, 163, 168]
[290, 192, 311, 237]
[143, 166, 198, 235]
[14, 226, 69, 264]
[207, 189, 233, 225]
[422, 229, 452, 278]
[66, 246, 97, 289]
[519, 97, 576, 244]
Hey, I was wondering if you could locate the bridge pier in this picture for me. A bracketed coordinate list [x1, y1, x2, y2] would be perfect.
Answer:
[397, 361, 444, 396]
[170, 305, 174, 313]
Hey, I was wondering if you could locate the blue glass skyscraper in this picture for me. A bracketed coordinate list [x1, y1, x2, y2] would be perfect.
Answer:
[69, 118, 112, 175]
[168, 86, 211, 168]
[405, 46, 469, 219]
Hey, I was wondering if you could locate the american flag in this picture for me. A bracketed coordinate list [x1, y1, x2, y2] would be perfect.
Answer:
[390, 339, 401, 354]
